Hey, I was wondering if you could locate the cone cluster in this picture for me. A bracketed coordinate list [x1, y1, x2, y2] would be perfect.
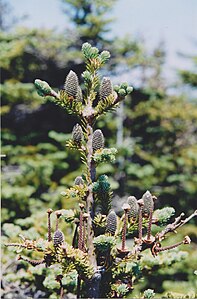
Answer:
[114, 82, 133, 97]
[106, 210, 117, 236]
[92, 129, 104, 151]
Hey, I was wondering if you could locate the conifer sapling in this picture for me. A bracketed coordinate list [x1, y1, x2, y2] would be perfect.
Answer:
[5, 42, 197, 299]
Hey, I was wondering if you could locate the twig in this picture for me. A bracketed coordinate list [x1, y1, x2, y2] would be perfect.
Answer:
[121, 205, 130, 251]
[138, 199, 144, 242]
[56, 275, 64, 299]
[153, 236, 191, 256]
[156, 210, 197, 241]
[18, 255, 45, 266]
[47, 209, 53, 242]
[82, 213, 89, 252]
[55, 210, 62, 231]
[147, 208, 153, 241]
[4, 243, 27, 248]
[122, 211, 127, 251]
[179, 210, 197, 228]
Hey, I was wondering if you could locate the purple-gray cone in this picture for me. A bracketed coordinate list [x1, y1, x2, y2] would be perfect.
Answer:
[106, 210, 117, 236]
[92, 129, 104, 151]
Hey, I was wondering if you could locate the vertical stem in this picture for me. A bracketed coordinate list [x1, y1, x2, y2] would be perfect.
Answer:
[82, 219, 86, 252]
[60, 285, 64, 299]
[78, 211, 83, 250]
[59, 280, 64, 299]
[122, 211, 127, 251]
[77, 276, 81, 298]
[56, 216, 59, 231]
[90, 160, 96, 182]
[72, 223, 79, 248]
[138, 206, 143, 241]
[147, 209, 153, 241]
[86, 124, 97, 269]
[48, 214, 51, 242]
[116, 102, 124, 147]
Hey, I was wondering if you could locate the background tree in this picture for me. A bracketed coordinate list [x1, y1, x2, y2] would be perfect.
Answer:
[178, 50, 197, 91]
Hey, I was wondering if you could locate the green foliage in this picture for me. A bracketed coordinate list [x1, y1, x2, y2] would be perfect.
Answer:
[153, 207, 175, 226]
[179, 70, 197, 87]
[60, 184, 88, 201]
[93, 235, 115, 253]
[93, 148, 117, 163]
[117, 91, 197, 214]
[95, 94, 118, 116]
[111, 283, 129, 297]
[178, 54, 197, 88]
[143, 289, 155, 299]
[62, 1, 117, 48]
[0, 82, 42, 107]
[0, 28, 79, 83]
[93, 175, 112, 215]
[61, 244, 94, 280]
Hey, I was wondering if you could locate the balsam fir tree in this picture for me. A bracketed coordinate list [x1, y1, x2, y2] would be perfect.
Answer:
[5, 43, 197, 299]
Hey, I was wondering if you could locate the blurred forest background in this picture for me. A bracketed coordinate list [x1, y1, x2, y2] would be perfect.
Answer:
[1, 0, 197, 298]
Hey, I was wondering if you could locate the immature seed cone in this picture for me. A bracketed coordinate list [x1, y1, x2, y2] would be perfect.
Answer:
[127, 196, 139, 219]
[99, 77, 113, 101]
[74, 176, 84, 186]
[92, 129, 104, 151]
[100, 180, 110, 193]
[53, 230, 64, 246]
[34, 79, 52, 96]
[72, 124, 83, 144]
[76, 86, 83, 102]
[142, 190, 154, 217]
[106, 210, 117, 236]
[64, 70, 79, 97]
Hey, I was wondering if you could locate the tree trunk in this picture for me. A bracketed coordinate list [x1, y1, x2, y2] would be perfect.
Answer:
[86, 271, 102, 298]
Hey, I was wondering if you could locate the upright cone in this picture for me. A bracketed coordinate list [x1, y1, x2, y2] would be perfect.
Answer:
[142, 191, 154, 217]
[99, 77, 113, 101]
[106, 210, 117, 236]
[72, 124, 83, 144]
[127, 196, 139, 219]
[64, 70, 79, 97]
[53, 230, 64, 246]
[92, 129, 104, 151]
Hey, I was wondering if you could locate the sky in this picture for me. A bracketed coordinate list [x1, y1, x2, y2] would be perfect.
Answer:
[8, 0, 197, 84]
